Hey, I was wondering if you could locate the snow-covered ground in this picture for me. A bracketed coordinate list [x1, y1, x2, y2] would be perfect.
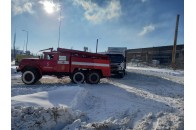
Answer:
[11, 65, 184, 129]
[127, 64, 184, 85]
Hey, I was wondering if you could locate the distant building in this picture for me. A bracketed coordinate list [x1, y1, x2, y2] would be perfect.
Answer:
[25, 51, 31, 55]
[11, 49, 24, 60]
[11, 49, 31, 61]
[126, 44, 184, 68]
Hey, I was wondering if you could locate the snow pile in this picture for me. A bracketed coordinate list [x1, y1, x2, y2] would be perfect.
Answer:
[11, 66, 17, 74]
[11, 65, 21, 82]
[12, 82, 183, 129]
[62, 109, 136, 130]
[12, 106, 183, 130]
[12, 86, 85, 108]
[154, 112, 184, 130]
[71, 89, 101, 111]
[63, 116, 133, 130]
[11, 68, 16, 74]
[11, 60, 16, 66]
[134, 112, 183, 130]
[11, 106, 88, 130]
[63, 112, 183, 130]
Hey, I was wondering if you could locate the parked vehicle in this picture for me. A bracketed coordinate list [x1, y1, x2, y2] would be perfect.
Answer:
[17, 48, 111, 85]
[106, 47, 127, 78]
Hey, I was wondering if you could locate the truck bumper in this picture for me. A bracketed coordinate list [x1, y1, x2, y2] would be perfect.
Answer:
[111, 69, 124, 74]
[16, 67, 21, 72]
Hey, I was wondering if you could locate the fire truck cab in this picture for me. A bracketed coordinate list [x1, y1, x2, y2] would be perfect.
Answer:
[17, 48, 111, 85]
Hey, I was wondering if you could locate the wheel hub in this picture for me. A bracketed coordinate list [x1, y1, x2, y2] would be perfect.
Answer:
[25, 73, 33, 81]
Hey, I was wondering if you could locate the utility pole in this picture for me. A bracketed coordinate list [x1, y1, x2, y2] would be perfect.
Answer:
[23, 40, 25, 53]
[13, 30, 16, 60]
[22, 29, 28, 53]
[96, 39, 98, 53]
[172, 14, 180, 69]
[58, 0, 61, 48]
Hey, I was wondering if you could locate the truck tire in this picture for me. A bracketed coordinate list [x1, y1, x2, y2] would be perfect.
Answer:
[72, 71, 85, 84]
[118, 70, 125, 78]
[119, 72, 124, 78]
[86, 71, 100, 84]
[22, 70, 37, 85]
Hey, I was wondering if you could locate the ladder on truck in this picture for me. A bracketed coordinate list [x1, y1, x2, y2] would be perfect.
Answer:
[57, 48, 108, 60]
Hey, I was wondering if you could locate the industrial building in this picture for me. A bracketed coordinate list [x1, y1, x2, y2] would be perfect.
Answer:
[126, 44, 184, 68]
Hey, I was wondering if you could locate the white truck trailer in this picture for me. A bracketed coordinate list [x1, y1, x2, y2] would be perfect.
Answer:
[106, 47, 127, 78]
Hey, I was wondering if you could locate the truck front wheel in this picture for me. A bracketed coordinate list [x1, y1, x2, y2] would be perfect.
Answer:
[118, 69, 125, 78]
[72, 71, 85, 84]
[22, 70, 37, 85]
[86, 71, 100, 84]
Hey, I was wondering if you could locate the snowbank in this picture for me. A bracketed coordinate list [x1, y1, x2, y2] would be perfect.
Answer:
[11, 60, 15, 66]
[133, 112, 183, 130]
[11, 66, 17, 74]
[11, 106, 87, 130]
[12, 106, 183, 130]
[12, 86, 84, 107]
[11, 65, 21, 81]
[59, 112, 184, 130]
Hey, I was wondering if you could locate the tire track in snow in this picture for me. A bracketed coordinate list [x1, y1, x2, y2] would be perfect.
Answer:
[126, 68, 184, 85]
[107, 80, 183, 110]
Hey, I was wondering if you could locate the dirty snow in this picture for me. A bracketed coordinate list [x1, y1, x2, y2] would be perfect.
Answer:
[11, 65, 184, 129]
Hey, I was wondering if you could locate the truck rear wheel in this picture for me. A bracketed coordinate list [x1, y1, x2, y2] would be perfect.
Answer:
[22, 70, 37, 85]
[86, 71, 100, 84]
[72, 71, 85, 84]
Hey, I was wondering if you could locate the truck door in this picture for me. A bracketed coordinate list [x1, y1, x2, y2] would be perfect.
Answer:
[55, 53, 70, 72]
[42, 53, 56, 72]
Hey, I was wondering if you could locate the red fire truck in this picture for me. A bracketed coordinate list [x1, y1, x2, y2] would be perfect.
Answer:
[16, 48, 111, 85]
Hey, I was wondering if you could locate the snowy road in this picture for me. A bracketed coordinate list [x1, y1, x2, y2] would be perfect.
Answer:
[11, 66, 184, 129]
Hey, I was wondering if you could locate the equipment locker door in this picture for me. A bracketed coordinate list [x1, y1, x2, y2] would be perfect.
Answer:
[55, 53, 70, 72]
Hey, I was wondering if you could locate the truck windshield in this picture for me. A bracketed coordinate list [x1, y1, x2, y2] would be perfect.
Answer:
[107, 54, 124, 63]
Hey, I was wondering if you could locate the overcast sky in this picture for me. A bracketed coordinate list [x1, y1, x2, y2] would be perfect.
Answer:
[11, 0, 184, 53]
